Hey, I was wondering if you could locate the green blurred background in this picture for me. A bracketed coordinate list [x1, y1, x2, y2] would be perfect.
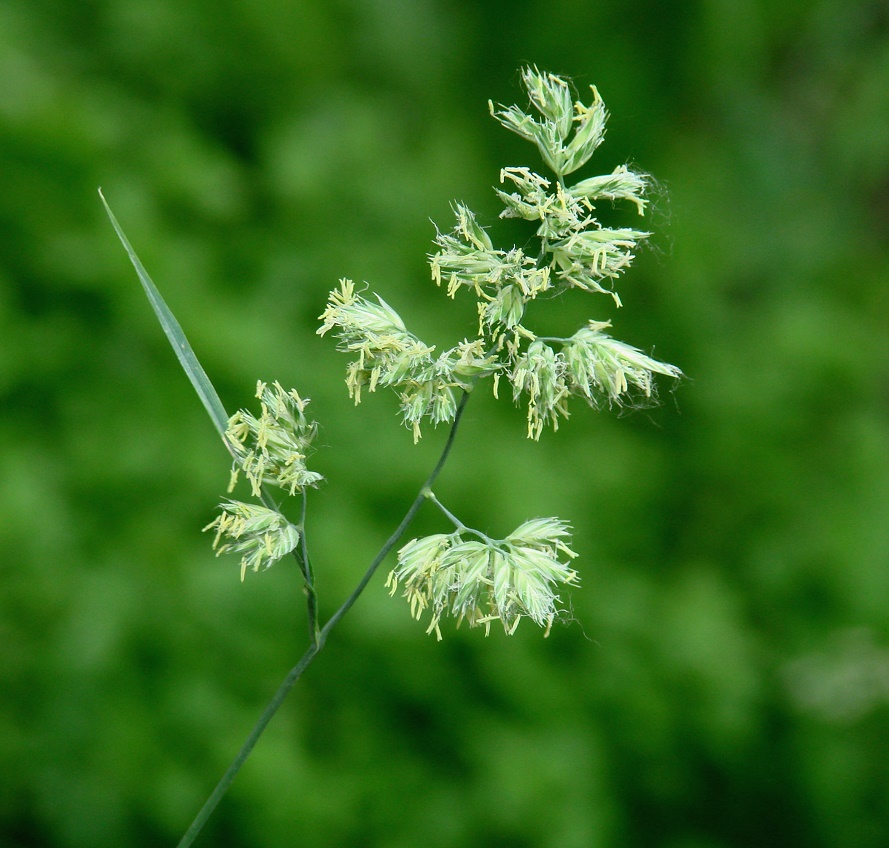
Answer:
[2, 1, 888, 846]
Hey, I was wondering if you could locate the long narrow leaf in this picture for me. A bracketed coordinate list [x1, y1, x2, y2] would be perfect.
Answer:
[99, 188, 231, 440]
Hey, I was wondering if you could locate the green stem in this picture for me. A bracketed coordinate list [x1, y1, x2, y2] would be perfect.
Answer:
[318, 390, 470, 640]
[426, 490, 496, 543]
[297, 489, 319, 644]
[259, 486, 319, 643]
[425, 491, 467, 533]
[175, 643, 319, 848]
[175, 390, 472, 848]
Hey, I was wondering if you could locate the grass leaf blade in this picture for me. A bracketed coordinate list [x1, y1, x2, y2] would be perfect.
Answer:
[99, 189, 230, 439]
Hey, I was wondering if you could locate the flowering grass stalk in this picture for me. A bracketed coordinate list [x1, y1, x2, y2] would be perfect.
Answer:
[102, 66, 680, 847]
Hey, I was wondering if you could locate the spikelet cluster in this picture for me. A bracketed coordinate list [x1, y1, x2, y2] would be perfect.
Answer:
[386, 518, 579, 639]
[320, 67, 680, 442]
[206, 381, 322, 579]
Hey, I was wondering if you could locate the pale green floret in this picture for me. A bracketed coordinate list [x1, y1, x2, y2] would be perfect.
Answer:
[451, 543, 493, 608]
[388, 517, 578, 639]
[495, 167, 552, 221]
[570, 165, 649, 216]
[482, 284, 526, 330]
[385, 533, 453, 625]
[489, 67, 608, 178]
[446, 338, 501, 381]
[226, 381, 323, 497]
[488, 98, 565, 176]
[509, 339, 570, 440]
[318, 279, 437, 406]
[558, 87, 608, 175]
[506, 516, 574, 549]
[443, 540, 492, 631]
[398, 381, 455, 443]
[562, 321, 683, 406]
[522, 66, 574, 140]
[547, 227, 648, 302]
[430, 203, 534, 297]
[318, 278, 408, 337]
[204, 501, 301, 581]
[453, 201, 494, 251]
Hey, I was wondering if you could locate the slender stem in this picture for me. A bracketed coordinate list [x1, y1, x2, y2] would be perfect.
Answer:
[298, 489, 320, 644]
[426, 493, 492, 543]
[425, 491, 467, 532]
[175, 643, 319, 848]
[319, 390, 471, 641]
[175, 390, 472, 848]
[261, 486, 319, 643]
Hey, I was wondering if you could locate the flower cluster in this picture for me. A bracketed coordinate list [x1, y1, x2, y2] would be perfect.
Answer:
[563, 322, 682, 405]
[386, 517, 579, 639]
[225, 380, 323, 497]
[317, 279, 435, 403]
[318, 279, 499, 441]
[429, 203, 551, 332]
[174, 69, 681, 641]
[489, 66, 607, 178]
[313, 67, 682, 635]
[320, 67, 679, 444]
[207, 381, 322, 579]
[512, 322, 683, 439]
[205, 501, 301, 582]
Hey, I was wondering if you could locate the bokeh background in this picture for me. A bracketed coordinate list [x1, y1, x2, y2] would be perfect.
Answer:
[3, 1, 889, 846]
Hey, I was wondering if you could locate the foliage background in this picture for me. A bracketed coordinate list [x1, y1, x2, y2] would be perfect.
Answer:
[2, 1, 888, 846]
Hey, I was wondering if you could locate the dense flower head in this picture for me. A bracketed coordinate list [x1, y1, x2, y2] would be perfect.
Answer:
[319, 279, 500, 440]
[510, 339, 570, 440]
[226, 381, 323, 497]
[386, 517, 579, 639]
[429, 203, 548, 301]
[489, 66, 608, 178]
[318, 279, 435, 402]
[507, 324, 682, 438]
[204, 501, 301, 581]
[562, 321, 683, 406]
